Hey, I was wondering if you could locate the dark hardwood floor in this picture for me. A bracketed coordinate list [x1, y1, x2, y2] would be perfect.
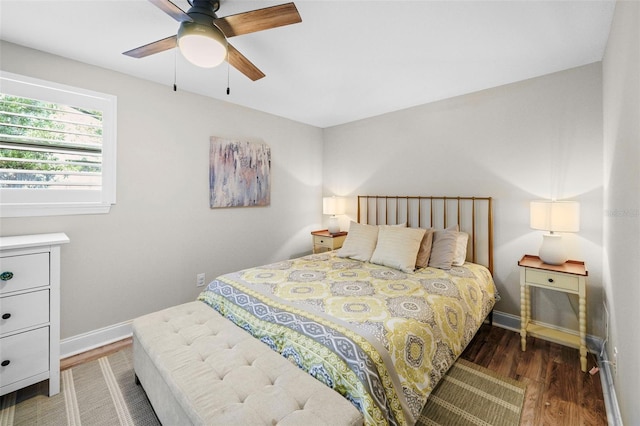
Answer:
[62, 325, 607, 425]
[461, 324, 608, 425]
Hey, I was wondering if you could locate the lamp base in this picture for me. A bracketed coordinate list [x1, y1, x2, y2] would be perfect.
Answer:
[538, 233, 567, 265]
[327, 216, 340, 234]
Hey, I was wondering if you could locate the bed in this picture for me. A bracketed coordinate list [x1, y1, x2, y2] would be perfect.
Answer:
[194, 195, 497, 426]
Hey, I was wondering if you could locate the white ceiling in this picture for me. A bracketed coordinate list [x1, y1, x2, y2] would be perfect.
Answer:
[0, 0, 615, 128]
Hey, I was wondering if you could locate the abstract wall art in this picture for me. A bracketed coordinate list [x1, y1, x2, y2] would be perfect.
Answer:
[209, 137, 271, 208]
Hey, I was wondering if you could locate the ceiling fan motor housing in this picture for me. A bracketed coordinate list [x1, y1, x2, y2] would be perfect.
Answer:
[187, 0, 220, 17]
[178, 0, 227, 68]
[181, 0, 222, 34]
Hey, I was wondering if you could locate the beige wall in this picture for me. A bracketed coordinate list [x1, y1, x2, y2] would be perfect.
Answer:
[603, 2, 640, 424]
[323, 63, 605, 338]
[0, 41, 324, 339]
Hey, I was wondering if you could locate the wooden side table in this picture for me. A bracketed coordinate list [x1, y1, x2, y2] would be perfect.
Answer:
[518, 254, 588, 372]
[311, 230, 347, 254]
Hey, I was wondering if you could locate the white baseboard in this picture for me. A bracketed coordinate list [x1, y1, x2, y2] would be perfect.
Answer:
[492, 310, 621, 426]
[599, 342, 623, 425]
[491, 310, 521, 332]
[60, 320, 133, 359]
[491, 310, 603, 353]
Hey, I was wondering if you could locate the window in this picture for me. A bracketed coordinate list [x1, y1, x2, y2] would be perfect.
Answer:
[0, 71, 117, 217]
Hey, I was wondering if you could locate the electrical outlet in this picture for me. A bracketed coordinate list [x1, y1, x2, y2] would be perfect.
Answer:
[196, 273, 206, 287]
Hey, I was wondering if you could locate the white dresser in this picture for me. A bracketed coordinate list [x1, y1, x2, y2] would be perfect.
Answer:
[0, 233, 69, 397]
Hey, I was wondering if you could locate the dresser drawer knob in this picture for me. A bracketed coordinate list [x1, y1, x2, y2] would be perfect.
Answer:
[1, 313, 10, 320]
[1, 360, 10, 367]
[548, 278, 554, 283]
[0, 271, 13, 281]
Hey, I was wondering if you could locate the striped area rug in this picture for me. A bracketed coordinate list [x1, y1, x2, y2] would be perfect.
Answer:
[418, 358, 527, 426]
[0, 347, 159, 426]
[0, 348, 525, 425]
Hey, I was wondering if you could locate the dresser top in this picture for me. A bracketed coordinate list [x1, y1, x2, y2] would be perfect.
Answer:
[0, 233, 70, 250]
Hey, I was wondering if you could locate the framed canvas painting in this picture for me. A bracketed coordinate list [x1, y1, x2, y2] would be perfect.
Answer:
[209, 137, 271, 208]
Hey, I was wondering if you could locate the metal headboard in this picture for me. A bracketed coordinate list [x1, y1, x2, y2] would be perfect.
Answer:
[357, 196, 493, 275]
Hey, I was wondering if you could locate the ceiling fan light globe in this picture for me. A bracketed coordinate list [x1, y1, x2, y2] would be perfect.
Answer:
[177, 22, 227, 68]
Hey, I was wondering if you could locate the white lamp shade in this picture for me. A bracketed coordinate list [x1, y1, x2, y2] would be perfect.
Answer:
[323, 197, 346, 216]
[177, 22, 227, 68]
[530, 201, 580, 232]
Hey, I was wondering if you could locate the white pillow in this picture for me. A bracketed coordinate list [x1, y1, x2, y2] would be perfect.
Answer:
[452, 232, 469, 266]
[337, 222, 379, 261]
[370, 226, 426, 273]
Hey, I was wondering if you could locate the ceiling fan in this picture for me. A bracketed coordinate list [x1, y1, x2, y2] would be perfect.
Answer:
[123, 0, 302, 81]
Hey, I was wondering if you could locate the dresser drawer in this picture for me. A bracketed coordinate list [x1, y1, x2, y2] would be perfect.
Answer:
[0, 290, 50, 335]
[0, 253, 50, 295]
[525, 269, 579, 292]
[0, 327, 49, 387]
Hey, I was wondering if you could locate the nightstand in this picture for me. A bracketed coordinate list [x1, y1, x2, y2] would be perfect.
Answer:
[518, 254, 588, 372]
[311, 230, 347, 254]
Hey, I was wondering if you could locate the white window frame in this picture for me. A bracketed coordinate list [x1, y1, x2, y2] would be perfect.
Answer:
[0, 71, 117, 217]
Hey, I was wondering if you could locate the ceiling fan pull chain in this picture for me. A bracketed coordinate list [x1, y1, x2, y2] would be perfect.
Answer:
[173, 49, 178, 92]
[226, 50, 231, 95]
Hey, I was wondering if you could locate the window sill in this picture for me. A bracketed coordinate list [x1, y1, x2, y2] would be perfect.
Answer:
[0, 202, 113, 218]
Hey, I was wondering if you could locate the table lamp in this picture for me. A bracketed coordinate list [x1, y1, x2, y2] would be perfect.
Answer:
[530, 200, 580, 265]
[323, 196, 345, 234]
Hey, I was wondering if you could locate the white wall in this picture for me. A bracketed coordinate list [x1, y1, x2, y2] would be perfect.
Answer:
[603, 2, 640, 424]
[323, 63, 605, 338]
[0, 41, 324, 339]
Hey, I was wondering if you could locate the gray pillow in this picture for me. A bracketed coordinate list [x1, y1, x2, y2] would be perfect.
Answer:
[428, 225, 459, 270]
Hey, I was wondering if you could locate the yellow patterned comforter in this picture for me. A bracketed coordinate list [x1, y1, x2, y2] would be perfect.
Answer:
[198, 252, 496, 426]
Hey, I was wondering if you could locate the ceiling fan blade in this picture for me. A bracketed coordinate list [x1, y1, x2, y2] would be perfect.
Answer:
[214, 3, 301, 37]
[123, 35, 177, 58]
[148, 0, 192, 22]
[227, 44, 265, 81]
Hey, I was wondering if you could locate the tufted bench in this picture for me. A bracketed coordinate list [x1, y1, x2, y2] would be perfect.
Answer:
[132, 301, 363, 426]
